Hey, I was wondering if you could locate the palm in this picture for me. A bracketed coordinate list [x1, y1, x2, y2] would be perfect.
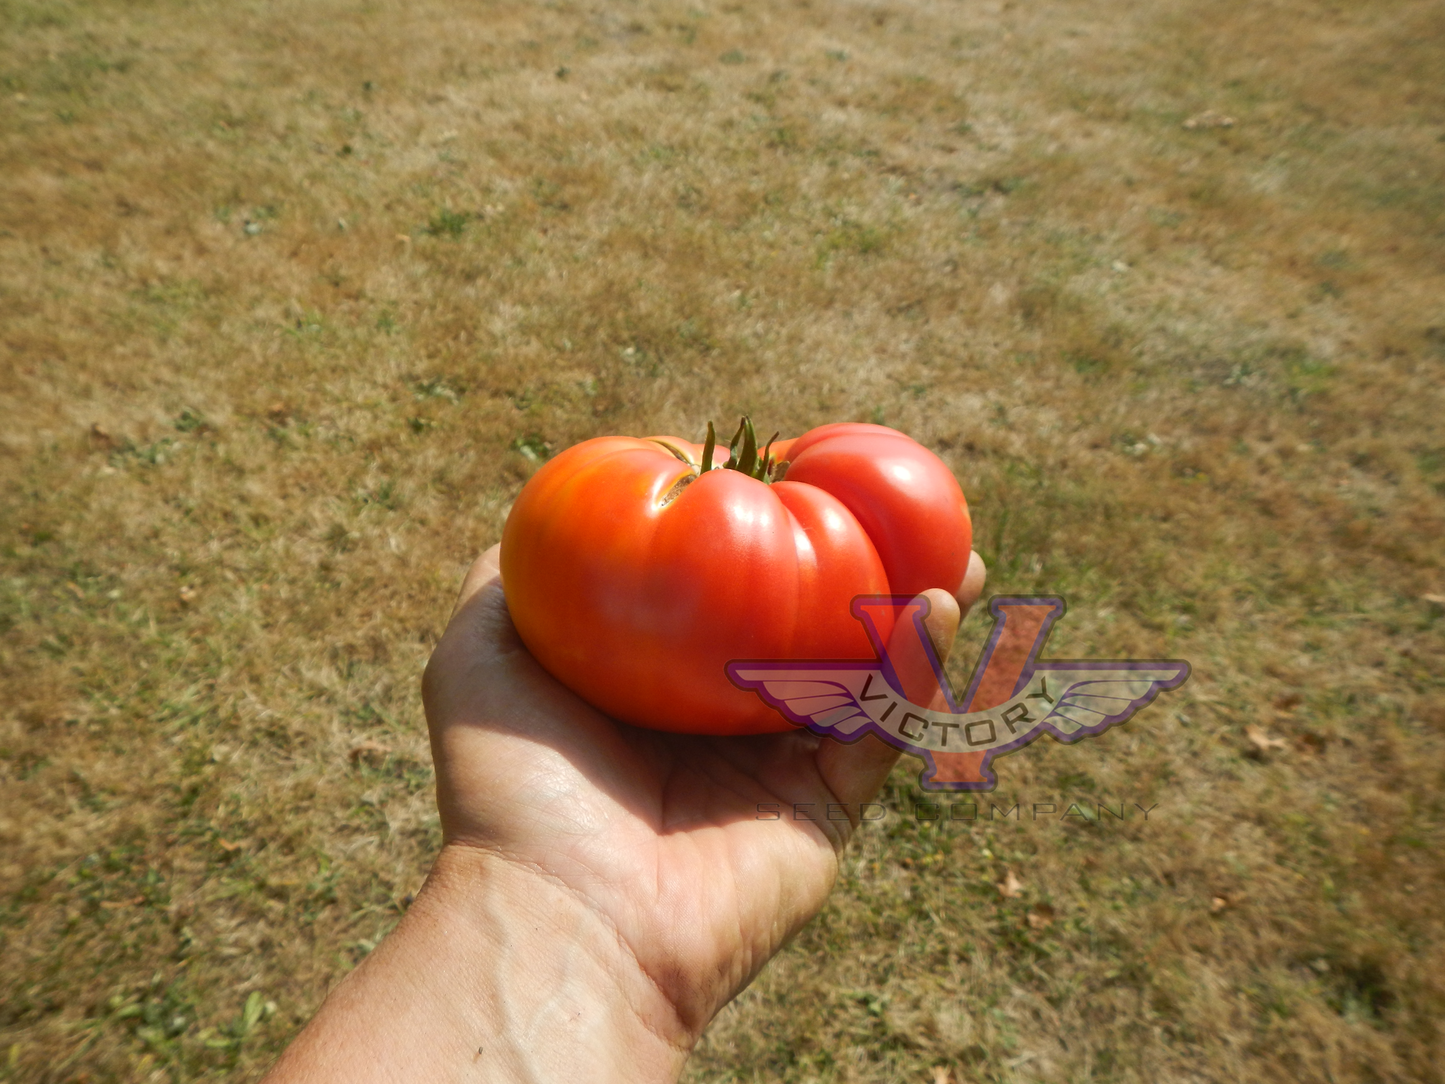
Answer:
[422, 546, 978, 1033]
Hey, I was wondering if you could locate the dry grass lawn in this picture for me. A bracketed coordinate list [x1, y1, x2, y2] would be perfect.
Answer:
[2, 0, 1444, 1079]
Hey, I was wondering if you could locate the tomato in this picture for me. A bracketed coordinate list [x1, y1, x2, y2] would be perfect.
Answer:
[499, 421, 971, 734]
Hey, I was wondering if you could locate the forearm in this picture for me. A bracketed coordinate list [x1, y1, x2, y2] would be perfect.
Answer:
[261, 845, 694, 1084]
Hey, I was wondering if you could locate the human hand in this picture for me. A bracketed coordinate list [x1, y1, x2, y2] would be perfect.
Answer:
[263, 541, 985, 1084]
[423, 544, 987, 1061]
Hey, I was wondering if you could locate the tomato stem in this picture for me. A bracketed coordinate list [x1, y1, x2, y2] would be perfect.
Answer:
[699, 422, 717, 473]
[733, 417, 757, 476]
[700, 416, 778, 481]
[758, 430, 778, 481]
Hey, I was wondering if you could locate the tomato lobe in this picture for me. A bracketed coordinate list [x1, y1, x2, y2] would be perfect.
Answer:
[500, 423, 971, 734]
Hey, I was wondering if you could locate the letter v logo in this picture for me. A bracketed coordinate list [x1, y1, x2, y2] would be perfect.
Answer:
[729, 596, 1189, 792]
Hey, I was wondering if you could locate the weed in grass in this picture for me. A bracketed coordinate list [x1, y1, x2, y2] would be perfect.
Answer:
[423, 209, 471, 238]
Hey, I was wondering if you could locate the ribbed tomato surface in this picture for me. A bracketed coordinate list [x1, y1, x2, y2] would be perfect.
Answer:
[500, 423, 971, 734]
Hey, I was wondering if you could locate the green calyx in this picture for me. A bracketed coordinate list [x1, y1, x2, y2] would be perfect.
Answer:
[699, 416, 780, 481]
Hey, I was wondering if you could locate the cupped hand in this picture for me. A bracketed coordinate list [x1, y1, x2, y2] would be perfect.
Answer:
[421, 542, 987, 1045]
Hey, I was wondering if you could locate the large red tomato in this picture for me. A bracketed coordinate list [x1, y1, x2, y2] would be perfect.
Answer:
[499, 420, 971, 734]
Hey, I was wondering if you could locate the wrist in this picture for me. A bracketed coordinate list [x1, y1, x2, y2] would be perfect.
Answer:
[263, 843, 695, 1084]
[420, 842, 697, 1083]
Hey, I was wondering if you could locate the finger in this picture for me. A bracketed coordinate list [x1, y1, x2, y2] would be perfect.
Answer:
[921, 588, 963, 665]
[451, 543, 503, 620]
[955, 550, 987, 621]
[816, 587, 961, 816]
[424, 544, 517, 722]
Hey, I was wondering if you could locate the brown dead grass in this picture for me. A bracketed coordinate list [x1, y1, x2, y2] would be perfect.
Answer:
[2, 0, 1444, 1080]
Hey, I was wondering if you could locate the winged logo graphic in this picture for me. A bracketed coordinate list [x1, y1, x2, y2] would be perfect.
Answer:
[728, 595, 1189, 791]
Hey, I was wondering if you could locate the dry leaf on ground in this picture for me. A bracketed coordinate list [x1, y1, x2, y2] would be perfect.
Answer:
[349, 740, 393, 765]
[1246, 724, 1287, 754]
[997, 869, 1024, 898]
[1183, 110, 1236, 129]
[1027, 903, 1056, 930]
[932, 1068, 953, 1084]
[1211, 892, 1247, 913]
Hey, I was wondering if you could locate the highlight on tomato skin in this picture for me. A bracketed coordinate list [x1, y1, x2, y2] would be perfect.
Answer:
[498, 420, 972, 736]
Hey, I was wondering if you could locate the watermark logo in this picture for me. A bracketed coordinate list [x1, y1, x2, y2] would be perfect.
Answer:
[728, 596, 1189, 791]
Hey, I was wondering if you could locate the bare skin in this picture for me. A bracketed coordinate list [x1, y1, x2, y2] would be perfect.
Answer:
[262, 544, 986, 1083]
